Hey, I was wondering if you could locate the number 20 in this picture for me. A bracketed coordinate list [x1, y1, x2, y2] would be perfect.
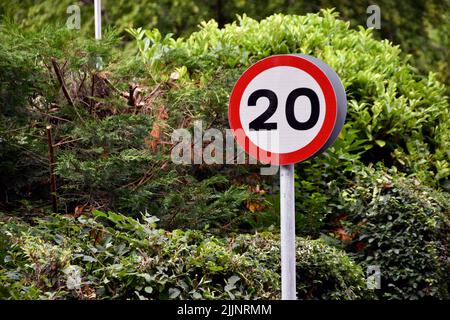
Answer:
[248, 88, 319, 131]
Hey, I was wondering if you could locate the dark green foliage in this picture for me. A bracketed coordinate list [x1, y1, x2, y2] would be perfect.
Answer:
[0, 121, 48, 207]
[0, 7, 449, 300]
[0, 210, 368, 299]
[0, 22, 117, 116]
[0, 15, 260, 230]
[2, 1, 448, 89]
[128, 11, 449, 238]
[1, 10, 448, 234]
[340, 167, 450, 299]
[132, 11, 449, 185]
[0, 23, 119, 207]
[237, 232, 371, 300]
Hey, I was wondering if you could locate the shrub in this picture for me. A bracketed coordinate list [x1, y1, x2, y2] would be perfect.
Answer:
[0, 211, 368, 300]
[132, 10, 449, 184]
[1, 11, 448, 235]
[0, 23, 119, 207]
[2, 1, 448, 88]
[236, 233, 370, 300]
[339, 166, 450, 299]
[131, 10, 448, 234]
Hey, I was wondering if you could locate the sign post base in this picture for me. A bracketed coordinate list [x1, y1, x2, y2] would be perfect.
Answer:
[280, 164, 296, 300]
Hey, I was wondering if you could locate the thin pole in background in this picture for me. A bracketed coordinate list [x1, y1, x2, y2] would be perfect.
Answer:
[94, 0, 102, 40]
[94, 0, 102, 69]
[280, 164, 296, 300]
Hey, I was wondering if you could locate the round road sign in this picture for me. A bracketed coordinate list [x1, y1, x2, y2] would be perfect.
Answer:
[228, 54, 346, 165]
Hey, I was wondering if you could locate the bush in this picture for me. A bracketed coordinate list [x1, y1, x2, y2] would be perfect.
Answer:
[236, 233, 370, 300]
[0, 8, 448, 302]
[133, 10, 449, 183]
[2, 1, 448, 89]
[1, 11, 448, 235]
[131, 10, 448, 234]
[0, 23, 119, 207]
[339, 166, 450, 299]
[0, 210, 368, 300]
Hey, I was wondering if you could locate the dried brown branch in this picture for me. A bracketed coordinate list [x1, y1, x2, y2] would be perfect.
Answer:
[102, 76, 129, 99]
[53, 138, 83, 148]
[46, 125, 57, 213]
[51, 58, 74, 107]
[34, 109, 71, 123]
[77, 72, 88, 97]
[89, 73, 96, 113]
[128, 84, 142, 107]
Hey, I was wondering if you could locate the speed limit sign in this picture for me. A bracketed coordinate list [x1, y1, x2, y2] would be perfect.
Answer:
[228, 54, 347, 300]
[228, 54, 346, 165]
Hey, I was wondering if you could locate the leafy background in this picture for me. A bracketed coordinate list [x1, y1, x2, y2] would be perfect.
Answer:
[0, 1, 448, 299]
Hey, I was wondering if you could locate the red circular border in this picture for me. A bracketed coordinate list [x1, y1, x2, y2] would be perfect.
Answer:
[228, 55, 337, 165]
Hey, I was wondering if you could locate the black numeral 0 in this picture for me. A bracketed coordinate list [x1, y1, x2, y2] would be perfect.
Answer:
[286, 88, 320, 130]
[248, 88, 320, 131]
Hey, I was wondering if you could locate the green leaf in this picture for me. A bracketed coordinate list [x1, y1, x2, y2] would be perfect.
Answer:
[192, 292, 202, 299]
[168, 288, 181, 299]
[144, 286, 153, 294]
[92, 210, 107, 218]
[375, 140, 386, 147]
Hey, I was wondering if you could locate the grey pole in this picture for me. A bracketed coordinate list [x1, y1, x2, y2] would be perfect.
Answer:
[94, 0, 102, 40]
[280, 164, 296, 300]
[94, 0, 102, 69]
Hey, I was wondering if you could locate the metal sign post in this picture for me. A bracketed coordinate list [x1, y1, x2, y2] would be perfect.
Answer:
[228, 54, 347, 301]
[280, 164, 296, 300]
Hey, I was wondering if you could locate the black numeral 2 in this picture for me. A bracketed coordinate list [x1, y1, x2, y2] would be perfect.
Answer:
[248, 88, 319, 131]
[248, 89, 278, 130]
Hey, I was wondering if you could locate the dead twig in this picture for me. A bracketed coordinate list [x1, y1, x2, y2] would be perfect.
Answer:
[51, 58, 74, 107]
[46, 125, 57, 213]
[118, 168, 155, 190]
[51, 58, 85, 122]
[128, 84, 142, 107]
[102, 77, 129, 99]
[148, 83, 163, 97]
[119, 161, 168, 190]
[90, 73, 96, 113]
[53, 137, 83, 148]
[77, 72, 88, 97]
[34, 109, 71, 123]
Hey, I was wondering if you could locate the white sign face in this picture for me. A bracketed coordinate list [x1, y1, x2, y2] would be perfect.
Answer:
[228, 54, 346, 165]
[239, 66, 326, 154]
